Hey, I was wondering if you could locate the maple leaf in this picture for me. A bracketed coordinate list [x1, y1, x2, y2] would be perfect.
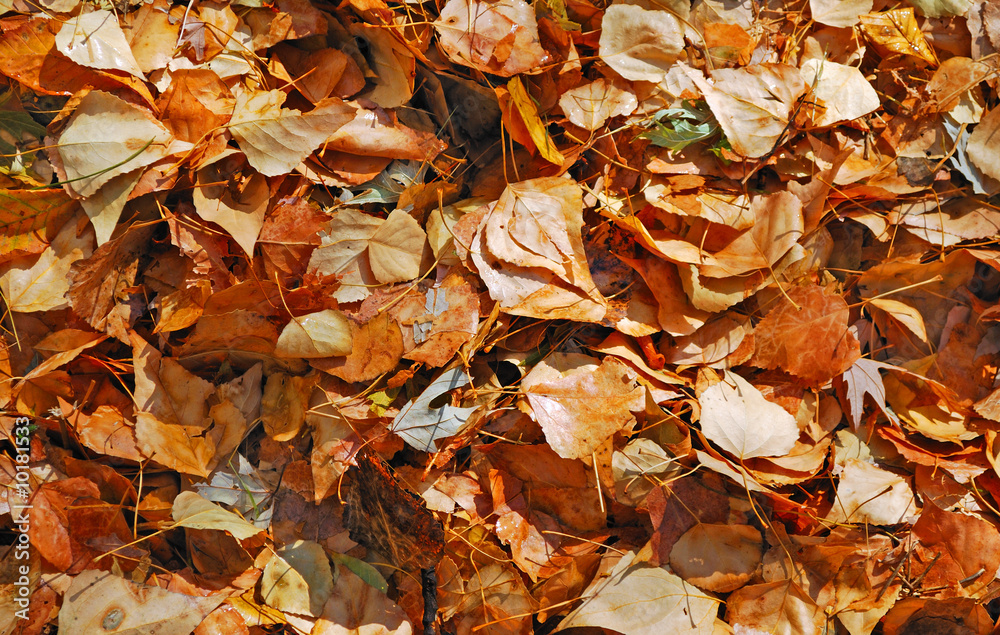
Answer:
[840, 358, 900, 428]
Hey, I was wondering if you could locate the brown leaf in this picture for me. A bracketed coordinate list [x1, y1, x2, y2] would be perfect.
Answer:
[752, 284, 861, 385]
[434, 0, 549, 76]
[911, 501, 1000, 598]
[859, 8, 938, 65]
[726, 580, 826, 635]
[670, 524, 763, 593]
[0, 188, 79, 267]
[68, 224, 153, 342]
[313, 313, 404, 383]
[58, 570, 224, 633]
[343, 448, 446, 571]
[521, 354, 641, 459]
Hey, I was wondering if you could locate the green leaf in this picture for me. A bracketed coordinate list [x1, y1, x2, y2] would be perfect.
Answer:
[639, 101, 721, 153]
[330, 552, 389, 594]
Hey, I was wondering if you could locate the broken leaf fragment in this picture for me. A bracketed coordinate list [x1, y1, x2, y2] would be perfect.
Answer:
[390, 366, 478, 452]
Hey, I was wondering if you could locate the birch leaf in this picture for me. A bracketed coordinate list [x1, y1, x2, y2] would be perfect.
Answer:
[55, 91, 173, 198]
[55, 10, 146, 78]
[228, 89, 355, 176]
[699, 371, 800, 460]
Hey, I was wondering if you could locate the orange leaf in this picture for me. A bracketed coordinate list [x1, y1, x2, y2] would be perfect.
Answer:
[752, 285, 861, 385]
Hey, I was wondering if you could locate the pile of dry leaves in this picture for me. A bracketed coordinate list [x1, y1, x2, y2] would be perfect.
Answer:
[5, 0, 1000, 632]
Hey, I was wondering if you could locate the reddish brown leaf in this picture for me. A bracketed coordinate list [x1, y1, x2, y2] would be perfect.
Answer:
[752, 284, 861, 385]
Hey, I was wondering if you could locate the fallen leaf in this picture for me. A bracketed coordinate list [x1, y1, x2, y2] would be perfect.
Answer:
[599, 4, 684, 82]
[670, 524, 763, 593]
[506, 76, 565, 165]
[228, 90, 355, 176]
[171, 491, 266, 540]
[825, 458, 917, 525]
[559, 79, 637, 132]
[559, 550, 720, 634]
[54, 90, 172, 201]
[390, 366, 478, 452]
[859, 9, 938, 65]
[275, 309, 353, 358]
[809, 0, 873, 27]
[521, 353, 641, 459]
[58, 570, 225, 634]
[966, 106, 1000, 182]
[0, 188, 79, 266]
[55, 10, 146, 78]
[434, 0, 549, 76]
[313, 563, 413, 635]
[260, 540, 334, 617]
[726, 580, 826, 635]
[911, 501, 1000, 598]
[751, 284, 861, 385]
[698, 371, 800, 460]
[0, 212, 93, 313]
[686, 63, 805, 158]
[800, 59, 880, 127]
[343, 448, 445, 571]
[869, 297, 930, 344]
[367, 209, 426, 284]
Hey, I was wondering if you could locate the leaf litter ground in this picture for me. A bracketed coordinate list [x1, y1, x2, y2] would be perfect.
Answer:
[4, 0, 1000, 633]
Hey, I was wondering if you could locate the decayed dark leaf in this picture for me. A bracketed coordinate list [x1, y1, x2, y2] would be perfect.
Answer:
[343, 448, 445, 571]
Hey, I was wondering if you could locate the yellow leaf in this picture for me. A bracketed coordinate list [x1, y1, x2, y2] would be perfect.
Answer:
[869, 297, 930, 344]
[275, 309, 353, 358]
[171, 491, 265, 539]
[0, 189, 79, 266]
[507, 76, 565, 166]
[859, 8, 938, 66]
